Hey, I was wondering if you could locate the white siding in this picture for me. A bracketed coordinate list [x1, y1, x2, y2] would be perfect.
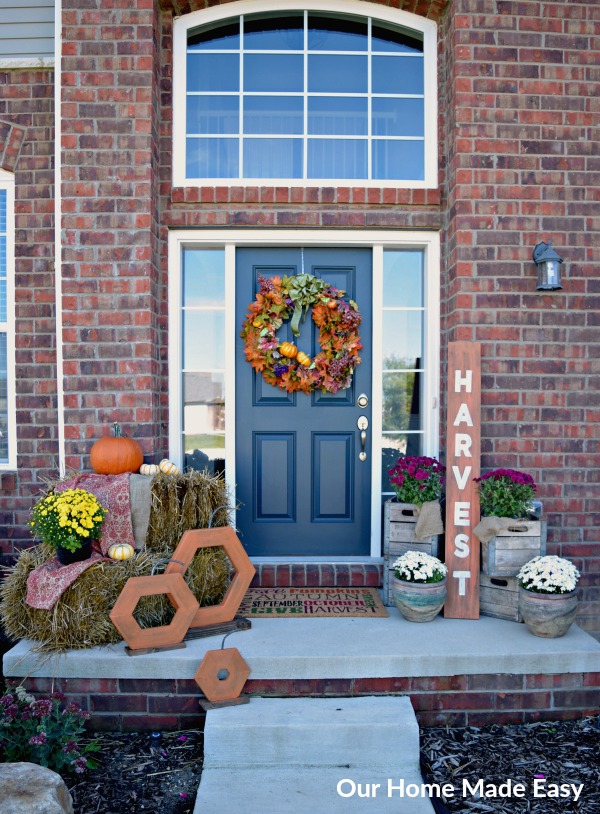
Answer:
[0, 1, 54, 60]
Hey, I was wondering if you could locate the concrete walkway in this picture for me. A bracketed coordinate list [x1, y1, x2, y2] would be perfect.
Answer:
[196, 696, 436, 814]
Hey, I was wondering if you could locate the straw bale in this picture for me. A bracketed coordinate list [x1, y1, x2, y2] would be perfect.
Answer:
[0, 471, 234, 652]
[145, 470, 231, 552]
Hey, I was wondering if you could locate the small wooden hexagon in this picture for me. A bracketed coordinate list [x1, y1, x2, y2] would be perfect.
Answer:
[194, 647, 250, 703]
[109, 573, 200, 651]
[165, 527, 256, 628]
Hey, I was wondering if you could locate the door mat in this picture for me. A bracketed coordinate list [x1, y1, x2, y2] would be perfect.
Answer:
[239, 587, 388, 618]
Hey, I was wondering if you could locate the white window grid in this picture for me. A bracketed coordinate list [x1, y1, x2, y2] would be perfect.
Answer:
[186, 12, 425, 181]
[173, 0, 438, 188]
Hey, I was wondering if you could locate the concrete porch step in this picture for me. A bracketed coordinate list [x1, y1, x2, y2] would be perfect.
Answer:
[195, 696, 436, 813]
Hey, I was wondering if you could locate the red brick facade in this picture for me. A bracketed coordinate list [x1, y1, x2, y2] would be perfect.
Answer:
[0, 69, 56, 556]
[15, 671, 600, 731]
[0, 0, 598, 641]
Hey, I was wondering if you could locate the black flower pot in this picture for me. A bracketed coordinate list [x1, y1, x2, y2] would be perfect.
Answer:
[56, 540, 93, 565]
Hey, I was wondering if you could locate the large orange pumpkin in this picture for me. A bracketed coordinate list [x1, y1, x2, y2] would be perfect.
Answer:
[90, 423, 144, 475]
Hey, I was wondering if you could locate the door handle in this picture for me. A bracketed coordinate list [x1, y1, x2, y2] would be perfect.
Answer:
[357, 416, 368, 461]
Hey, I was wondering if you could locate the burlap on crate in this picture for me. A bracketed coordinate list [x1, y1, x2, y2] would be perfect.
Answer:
[0, 470, 231, 652]
[473, 516, 515, 544]
[414, 499, 444, 540]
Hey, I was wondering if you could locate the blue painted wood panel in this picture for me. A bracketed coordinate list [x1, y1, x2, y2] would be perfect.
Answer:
[312, 432, 353, 520]
[235, 247, 372, 556]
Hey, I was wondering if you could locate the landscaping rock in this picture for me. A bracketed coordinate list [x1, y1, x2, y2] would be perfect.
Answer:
[0, 762, 74, 814]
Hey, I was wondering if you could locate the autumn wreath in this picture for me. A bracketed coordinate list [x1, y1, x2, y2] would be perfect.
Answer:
[241, 273, 362, 394]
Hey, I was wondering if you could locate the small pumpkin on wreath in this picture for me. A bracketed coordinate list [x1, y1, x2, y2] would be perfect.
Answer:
[241, 273, 362, 395]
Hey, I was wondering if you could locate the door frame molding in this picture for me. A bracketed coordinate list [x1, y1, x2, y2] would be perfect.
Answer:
[168, 228, 440, 560]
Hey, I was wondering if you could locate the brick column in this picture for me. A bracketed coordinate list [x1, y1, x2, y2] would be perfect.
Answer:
[60, 0, 165, 469]
[440, 0, 600, 638]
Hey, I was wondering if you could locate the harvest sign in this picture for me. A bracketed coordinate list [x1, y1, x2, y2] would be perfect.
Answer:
[444, 342, 481, 618]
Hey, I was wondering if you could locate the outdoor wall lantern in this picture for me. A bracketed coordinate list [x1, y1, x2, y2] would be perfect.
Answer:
[533, 240, 563, 291]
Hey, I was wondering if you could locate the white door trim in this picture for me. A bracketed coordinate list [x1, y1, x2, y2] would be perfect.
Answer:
[168, 228, 440, 559]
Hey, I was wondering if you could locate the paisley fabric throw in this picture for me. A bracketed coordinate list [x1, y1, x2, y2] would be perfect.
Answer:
[26, 473, 135, 610]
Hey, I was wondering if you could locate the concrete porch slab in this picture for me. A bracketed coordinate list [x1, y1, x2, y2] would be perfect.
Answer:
[4, 609, 600, 681]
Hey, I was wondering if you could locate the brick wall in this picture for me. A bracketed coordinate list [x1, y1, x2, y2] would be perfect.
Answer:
[60, 0, 167, 473]
[440, 0, 600, 639]
[0, 69, 56, 562]
[161, 0, 447, 23]
[15, 671, 600, 731]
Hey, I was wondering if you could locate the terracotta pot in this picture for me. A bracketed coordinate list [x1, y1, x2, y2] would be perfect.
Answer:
[392, 576, 446, 622]
[518, 587, 578, 638]
[56, 540, 93, 566]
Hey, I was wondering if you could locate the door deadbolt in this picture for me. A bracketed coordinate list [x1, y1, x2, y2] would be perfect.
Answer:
[357, 416, 369, 430]
[357, 393, 369, 408]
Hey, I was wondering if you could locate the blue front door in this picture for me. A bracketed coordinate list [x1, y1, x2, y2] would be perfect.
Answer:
[235, 248, 372, 557]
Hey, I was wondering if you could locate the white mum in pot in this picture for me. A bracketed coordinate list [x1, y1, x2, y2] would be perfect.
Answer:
[517, 555, 580, 595]
[393, 551, 447, 584]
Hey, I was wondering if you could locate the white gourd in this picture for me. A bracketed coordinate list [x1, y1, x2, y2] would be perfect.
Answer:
[159, 459, 180, 475]
[108, 543, 135, 561]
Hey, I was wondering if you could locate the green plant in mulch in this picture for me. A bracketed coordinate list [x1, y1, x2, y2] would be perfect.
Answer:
[0, 684, 100, 773]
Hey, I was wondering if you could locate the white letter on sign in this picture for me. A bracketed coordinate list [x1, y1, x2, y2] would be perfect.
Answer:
[453, 403, 473, 427]
[454, 502, 470, 526]
[454, 433, 472, 457]
[454, 534, 470, 558]
[453, 571, 471, 595]
[452, 465, 471, 490]
[454, 370, 472, 393]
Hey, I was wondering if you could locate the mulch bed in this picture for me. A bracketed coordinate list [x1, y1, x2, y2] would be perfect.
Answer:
[420, 717, 600, 813]
[67, 730, 203, 814]
[64, 716, 600, 813]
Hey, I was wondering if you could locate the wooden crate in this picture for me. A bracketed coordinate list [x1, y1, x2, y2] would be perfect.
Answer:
[481, 520, 546, 577]
[382, 501, 442, 607]
[479, 573, 522, 622]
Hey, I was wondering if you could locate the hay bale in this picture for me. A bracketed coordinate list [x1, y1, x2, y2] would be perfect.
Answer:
[145, 470, 231, 552]
[0, 471, 233, 651]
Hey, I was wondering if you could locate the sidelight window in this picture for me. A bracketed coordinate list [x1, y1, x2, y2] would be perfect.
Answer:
[0, 170, 15, 469]
[180, 249, 226, 476]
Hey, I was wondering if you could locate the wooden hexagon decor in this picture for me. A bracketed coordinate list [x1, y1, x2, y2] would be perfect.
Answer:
[109, 573, 200, 651]
[166, 527, 256, 628]
[194, 647, 250, 703]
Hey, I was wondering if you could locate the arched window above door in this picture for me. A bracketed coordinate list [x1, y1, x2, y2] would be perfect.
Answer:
[173, 0, 438, 188]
